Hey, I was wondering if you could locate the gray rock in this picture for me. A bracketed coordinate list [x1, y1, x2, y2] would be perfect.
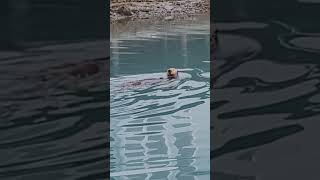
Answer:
[117, 6, 132, 16]
[164, 5, 173, 11]
[164, 16, 174, 21]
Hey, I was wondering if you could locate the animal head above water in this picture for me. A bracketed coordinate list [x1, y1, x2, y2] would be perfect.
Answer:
[166, 68, 178, 79]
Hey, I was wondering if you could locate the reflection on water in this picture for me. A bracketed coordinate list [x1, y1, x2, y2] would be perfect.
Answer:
[212, 1, 320, 179]
[110, 16, 210, 180]
[0, 40, 109, 179]
[0, 1, 109, 179]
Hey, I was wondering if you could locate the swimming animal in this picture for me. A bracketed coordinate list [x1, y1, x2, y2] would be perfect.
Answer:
[167, 68, 178, 79]
[118, 68, 179, 89]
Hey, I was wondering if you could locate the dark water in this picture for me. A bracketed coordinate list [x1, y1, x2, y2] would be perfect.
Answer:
[0, 1, 109, 179]
[212, 0, 320, 179]
[110, 16, 210, 179]
[0, 41, 109, 180]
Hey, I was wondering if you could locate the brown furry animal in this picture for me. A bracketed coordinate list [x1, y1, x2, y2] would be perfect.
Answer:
[166, 68, 178, 79]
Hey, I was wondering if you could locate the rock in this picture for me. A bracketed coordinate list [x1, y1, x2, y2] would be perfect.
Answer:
[117, 6, 132, 16]
[141, 8, 151, 12]
[164, 5, 173, 11]
[164, 16, 174, 21]
[111, 0, 209, 22]
[139, 12, 150, 19]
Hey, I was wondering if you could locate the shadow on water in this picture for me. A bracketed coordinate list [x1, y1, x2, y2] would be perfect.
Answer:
[212, 0, 320, 179]
[0, 1, 109, 179]
[110, 16, 210, 180]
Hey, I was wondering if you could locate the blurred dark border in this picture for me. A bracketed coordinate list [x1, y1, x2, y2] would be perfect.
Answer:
[0, 0, 109, 45]
[211, 0, 320, 179]
[0, 0, 110, 179]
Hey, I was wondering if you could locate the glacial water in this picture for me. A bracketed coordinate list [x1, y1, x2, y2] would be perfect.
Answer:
[110, 16, 210, 180]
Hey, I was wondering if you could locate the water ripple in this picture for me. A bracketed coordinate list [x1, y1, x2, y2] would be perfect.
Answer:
[0, 40, 108, 179]
[111, 17, 210, 179]
[212, 9, 320, 178]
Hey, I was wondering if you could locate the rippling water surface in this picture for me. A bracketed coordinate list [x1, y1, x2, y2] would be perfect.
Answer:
[213, 1, 320, 179]
[0, 1, 106, 179]
[0, 41, 109, 179]
[110, 16, 210, 180]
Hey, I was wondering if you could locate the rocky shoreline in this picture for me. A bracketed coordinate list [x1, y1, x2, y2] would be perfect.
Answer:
[110, 0, 217, 52]
[110, 0, 210, 23]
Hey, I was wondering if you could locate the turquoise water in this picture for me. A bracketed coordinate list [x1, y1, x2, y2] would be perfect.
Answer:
[110, 16, 210, 180]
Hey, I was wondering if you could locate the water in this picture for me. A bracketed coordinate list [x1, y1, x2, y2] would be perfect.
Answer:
[0, 2, 109, 179]
[3, 0, 320, 178]
[212, 1, 320, 179]
[0, 41, 109, 180]
[110, 16, 210, 180]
